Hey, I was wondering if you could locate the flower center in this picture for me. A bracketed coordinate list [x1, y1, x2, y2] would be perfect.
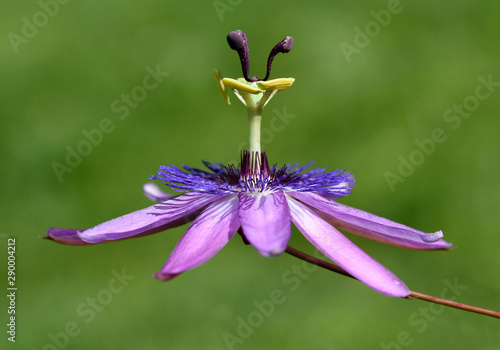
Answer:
[152, 150, 354, 197]
[225, 150, 299, 193]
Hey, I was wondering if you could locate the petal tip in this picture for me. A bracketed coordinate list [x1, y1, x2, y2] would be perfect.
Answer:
[374, 278, 410, 298]
[422, 230, 444, 243]
[41, 233, 53, 241]
[439, 239, 454, 250]
[154, 271, 179, 281]
[388, 282, 411, 298]
[258, 247, 285, 258]
[45, 227, 95, 246]
[143, 182, 176, 203]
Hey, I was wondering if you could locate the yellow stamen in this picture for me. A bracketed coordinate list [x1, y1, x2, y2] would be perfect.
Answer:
[257, 78, 295, 91]
[222, 78, 261, 94]
[213, 69, 230, 104]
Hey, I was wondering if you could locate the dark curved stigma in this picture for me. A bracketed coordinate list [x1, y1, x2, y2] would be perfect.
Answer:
[227, 30, 294, 82]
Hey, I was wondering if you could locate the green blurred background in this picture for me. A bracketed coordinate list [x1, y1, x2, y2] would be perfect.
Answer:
[1, 1, 499, 349]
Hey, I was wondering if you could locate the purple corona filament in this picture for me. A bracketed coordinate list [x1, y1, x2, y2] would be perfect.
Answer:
[151, 151, 352, 196]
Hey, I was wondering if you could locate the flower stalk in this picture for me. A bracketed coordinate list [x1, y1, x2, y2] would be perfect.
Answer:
[248, 103, 262, 154]
[243, 88, 277, 154]
[285, 245, 500, 319]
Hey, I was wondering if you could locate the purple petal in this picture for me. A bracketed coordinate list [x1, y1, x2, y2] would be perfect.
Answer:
[45, 228, 95, 246]
[78, 192, 226, 243]
[46, 211, 204, 246]
[143, 183, 177, 202]
[238, 192, 291, 257]
[286, 195, 410, 297]
[154, 195, 240, 281]
[290, 191, 452, 250]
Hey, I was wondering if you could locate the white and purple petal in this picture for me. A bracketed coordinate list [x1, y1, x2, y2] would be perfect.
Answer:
[238, 192, 291, 257]
[290, 191, 452, 250]
[143, 183, 177, 203]
[154, 194, 240, 281]
[78, 192, 226, 243]
[286, 195, 410, 297]
[316, 173, 356, 201]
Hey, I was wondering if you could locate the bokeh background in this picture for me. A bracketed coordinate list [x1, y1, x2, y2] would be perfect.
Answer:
[1, 1, 499, 349]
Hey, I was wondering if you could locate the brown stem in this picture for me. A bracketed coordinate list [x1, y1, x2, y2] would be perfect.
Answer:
[285, 245, 500, 319]
[408, 291, 500, 318]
